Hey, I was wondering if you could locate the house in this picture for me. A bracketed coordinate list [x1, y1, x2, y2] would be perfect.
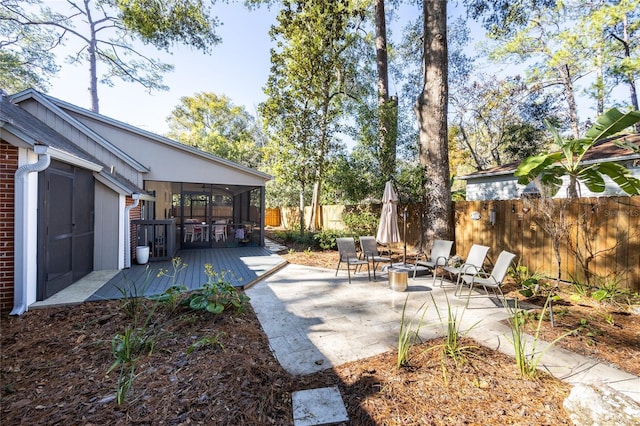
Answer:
[0, 89, 271, 315]
[458, 134, 640, 201]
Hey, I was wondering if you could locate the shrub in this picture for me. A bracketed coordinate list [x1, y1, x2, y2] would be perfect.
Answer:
[314, 229, 348, 250]
[342, 207, 378, 236]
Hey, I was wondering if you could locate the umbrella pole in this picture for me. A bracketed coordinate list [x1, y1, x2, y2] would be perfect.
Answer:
[402, 208, 408, 264]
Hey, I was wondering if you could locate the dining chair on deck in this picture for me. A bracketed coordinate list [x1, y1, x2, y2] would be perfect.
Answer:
[213, 222, 227, 242]
[184, 220, 203, 242]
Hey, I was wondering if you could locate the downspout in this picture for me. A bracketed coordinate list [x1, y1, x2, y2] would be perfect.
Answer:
[124, 193, 140, 268]
[11, 143, 50, 316]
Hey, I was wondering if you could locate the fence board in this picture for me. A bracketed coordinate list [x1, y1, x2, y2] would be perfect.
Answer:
[273, 196, 640, 291]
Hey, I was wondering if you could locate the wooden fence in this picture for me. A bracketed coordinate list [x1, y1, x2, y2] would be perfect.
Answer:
[270, 196, 640, 291]
[453, 197, 640, 291]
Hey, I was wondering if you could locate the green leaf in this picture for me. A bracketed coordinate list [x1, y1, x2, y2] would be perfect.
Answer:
[519, 288, 534, 298]
[189, 295, 208, 310]
[595, 162, 640, 195]
[584, 108, 640, 142]
[514, 152, 553, 178]
[577, 168, 606, 193]
[206, 302, 224, 314]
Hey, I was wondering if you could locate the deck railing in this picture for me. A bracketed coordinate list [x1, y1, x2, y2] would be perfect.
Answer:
[132, 219, 177, 261]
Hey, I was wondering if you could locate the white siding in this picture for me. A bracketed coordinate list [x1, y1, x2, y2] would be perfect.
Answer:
[464, 167, 640, 201]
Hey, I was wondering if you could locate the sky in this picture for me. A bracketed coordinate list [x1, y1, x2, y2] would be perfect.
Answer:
[36, 1, 610, 140]
[44, 2, 480, 137]
[47, 2, 279, 135]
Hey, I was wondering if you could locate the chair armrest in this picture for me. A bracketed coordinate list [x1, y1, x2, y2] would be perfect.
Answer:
[435, 255, 449, 266]
[459, 263, 481, 275]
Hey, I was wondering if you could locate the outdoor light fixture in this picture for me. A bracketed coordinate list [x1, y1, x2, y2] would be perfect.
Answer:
[470, 211, 481, 220]
[489, 208, 496, 226]
[511, 205, 516, 213]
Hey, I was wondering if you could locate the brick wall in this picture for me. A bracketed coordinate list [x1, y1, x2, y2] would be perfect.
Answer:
[0, 142, 18, 314]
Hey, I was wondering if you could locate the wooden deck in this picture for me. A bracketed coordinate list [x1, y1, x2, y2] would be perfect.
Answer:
[86, 247, 287, 301]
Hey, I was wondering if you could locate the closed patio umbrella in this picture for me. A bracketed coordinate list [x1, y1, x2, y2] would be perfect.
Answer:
[376, 181, 400, 245]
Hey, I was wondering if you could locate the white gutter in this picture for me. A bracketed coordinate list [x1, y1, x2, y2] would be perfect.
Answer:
[11, 143, 50, 316]
[124, 193, 140, 268]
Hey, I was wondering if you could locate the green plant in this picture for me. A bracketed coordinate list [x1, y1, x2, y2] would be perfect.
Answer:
[397, 296, 428, 369]
[314, 229, 346, 250]
[342, 208, 378, 236]
[187, 333, 225, 354]
[423, 292, 479, 384]
[182, 265, 249, 314]
[508, 263, 546, 298]
[116, 266, 155, 321]
[573, 317, 599, 346]
[152, 257, 189, 312]
[590, 275, 632, 307]
[107, 327, 155, 404]
[568, 274, 589, 297]
[506, 295, 573, 379]
[515, 108, 640, 199]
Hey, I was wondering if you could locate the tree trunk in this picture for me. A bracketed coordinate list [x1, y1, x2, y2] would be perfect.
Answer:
[617, 14, 639, 132]
[558, 64, 580, 138]
[85, 0, 100, 112]
[299, 185, 305, 235]
[309, 100, 330, 232]
[414, 0, 452, 246]
[375, 0, 397, 179]
[595, 46, 604, 116]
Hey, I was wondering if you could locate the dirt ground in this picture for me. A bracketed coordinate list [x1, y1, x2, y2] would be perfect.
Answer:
[1, 241, 638, 425]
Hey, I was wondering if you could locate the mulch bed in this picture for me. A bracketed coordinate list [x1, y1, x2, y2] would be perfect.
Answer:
[2, 293, 572, 425]
[1, 237, 638, 424]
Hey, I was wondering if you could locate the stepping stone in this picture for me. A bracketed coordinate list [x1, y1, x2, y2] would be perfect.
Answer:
[292, 386, 349, 426]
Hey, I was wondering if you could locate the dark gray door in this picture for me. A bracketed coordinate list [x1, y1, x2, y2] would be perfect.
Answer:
[38, 161, 94, 300]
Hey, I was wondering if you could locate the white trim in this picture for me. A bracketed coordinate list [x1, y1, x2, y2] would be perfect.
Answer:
[49, 147, 103, 171]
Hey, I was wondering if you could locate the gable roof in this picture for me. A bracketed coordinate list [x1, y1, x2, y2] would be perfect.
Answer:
[10, 89, 149, 173]
[458, 133, 640, 181]
[40, 92, 272, 181]
[1, 93, 147, 196]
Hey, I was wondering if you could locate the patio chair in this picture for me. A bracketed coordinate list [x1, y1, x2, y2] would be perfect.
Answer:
[213, 223, 227, 242]
[184, 221, 203, 242]
[412, 239, 453, 282]
[457, 250, 516, 303]
[442, 244, 490, 289]
[335, 237, 371, 283]
[359, 236, 392, 280]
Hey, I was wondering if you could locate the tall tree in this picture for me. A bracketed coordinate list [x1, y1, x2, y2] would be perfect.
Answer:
[260, 0, 365, 232]
[414, 0, 452, 244]
[450, 75, 560, 171]
[374, 0, 398, 180]
[575, 0, 639, 129]
[1, 0, 219, 111]
[166, 92, 263, 169]
[0, 0, 59, 92]
[482, 2, 584, 138]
